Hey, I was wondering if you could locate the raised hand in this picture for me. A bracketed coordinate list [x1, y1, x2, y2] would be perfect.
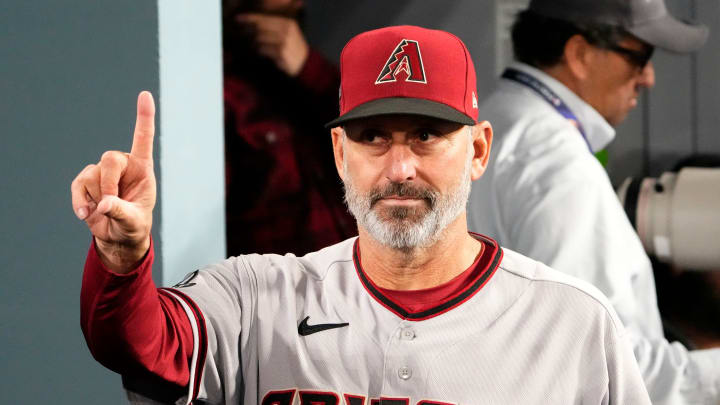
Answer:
[237, 13, 310, 77]
[71, 91, 157, 273]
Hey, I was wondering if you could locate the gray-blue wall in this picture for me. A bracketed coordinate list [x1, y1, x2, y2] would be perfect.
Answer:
[0, 1, 223, 403]
[1, 3, 158, 402]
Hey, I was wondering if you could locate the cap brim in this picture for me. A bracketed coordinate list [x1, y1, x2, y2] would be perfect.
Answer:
[628, 15, 708, 53]
[325, 97, 476, 128]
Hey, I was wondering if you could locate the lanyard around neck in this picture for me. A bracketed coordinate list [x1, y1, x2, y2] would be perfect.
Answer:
[502, 68, 593, 153]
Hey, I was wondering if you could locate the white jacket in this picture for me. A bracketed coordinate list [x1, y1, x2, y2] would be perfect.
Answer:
[468, 62, 720, 405]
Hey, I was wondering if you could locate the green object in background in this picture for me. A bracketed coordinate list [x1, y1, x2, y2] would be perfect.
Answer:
[595, 148, 608, 167]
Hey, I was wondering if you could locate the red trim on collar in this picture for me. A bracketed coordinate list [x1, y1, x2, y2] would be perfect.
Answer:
[353, 233, 503, 321]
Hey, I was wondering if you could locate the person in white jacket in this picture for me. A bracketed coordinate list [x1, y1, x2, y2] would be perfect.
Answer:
[467, 0, 720, 404]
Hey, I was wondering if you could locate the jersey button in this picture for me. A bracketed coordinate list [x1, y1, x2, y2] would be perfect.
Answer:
[401, 328, 416, 340]
[398, 366, 412, 380]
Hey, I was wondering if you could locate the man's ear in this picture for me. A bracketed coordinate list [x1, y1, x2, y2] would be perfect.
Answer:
[330, 126, 346, 180]
[470, 121, 493, 181]
[564, 34, 594, 81]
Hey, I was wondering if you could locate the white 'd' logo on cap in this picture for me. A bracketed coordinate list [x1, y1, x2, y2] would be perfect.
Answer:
[375, 39, 427, 85]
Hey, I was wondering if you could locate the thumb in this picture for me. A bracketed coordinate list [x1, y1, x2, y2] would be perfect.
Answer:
[96, 195, 141, 226]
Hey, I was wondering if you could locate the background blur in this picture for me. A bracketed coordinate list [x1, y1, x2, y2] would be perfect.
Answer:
[1, 0, 717, 402]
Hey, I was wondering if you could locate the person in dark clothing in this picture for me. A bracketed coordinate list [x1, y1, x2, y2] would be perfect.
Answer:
[223, 0, 356, 256]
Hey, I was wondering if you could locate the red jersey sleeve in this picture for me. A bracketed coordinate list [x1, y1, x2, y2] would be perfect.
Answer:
[80, 238, 195, 389]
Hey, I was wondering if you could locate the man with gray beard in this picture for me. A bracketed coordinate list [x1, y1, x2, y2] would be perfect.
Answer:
[74, 25, 650, 404]
[342, 126, 474, 252]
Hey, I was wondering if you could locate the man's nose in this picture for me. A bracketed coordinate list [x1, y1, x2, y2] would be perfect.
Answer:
[384, 144, 417, 183]
[638, 61, 655, 89]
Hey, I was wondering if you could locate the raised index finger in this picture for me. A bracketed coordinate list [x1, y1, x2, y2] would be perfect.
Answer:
[130, 91, 156, 160]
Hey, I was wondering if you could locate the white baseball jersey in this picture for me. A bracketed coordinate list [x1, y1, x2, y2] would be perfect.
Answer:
[127, 235, 650, 404]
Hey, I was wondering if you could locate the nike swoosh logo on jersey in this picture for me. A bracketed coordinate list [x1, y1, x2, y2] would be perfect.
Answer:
[297, 316, 349, 336]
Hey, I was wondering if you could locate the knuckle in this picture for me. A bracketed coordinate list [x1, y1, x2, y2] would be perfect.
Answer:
[74, 172, 88, 185]
[100, 151, 122, 165]
[80, 166, 95, 180]
[76, 164, 95, 179]
[77, 172, 97, 190]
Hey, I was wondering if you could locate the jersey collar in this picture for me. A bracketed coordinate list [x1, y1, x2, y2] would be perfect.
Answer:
[352, 234, 503, 321]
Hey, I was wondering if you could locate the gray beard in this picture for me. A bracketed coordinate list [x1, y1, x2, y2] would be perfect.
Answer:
[342, 135, 473, 251]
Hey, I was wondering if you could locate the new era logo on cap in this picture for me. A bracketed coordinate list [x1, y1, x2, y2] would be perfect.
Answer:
[375, 39, 427, 85]
[325, 25, 479, 128]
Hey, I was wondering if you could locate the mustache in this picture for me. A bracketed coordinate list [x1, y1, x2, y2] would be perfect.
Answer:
[369, 182, 438, 208]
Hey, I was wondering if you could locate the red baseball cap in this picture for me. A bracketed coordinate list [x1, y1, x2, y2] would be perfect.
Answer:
[326, 25, 479, 128]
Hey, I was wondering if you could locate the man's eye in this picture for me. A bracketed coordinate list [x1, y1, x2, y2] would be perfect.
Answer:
[363, 133, 377, 142]
[361, 131, 385, 143]
[417, 131, 437, 142]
